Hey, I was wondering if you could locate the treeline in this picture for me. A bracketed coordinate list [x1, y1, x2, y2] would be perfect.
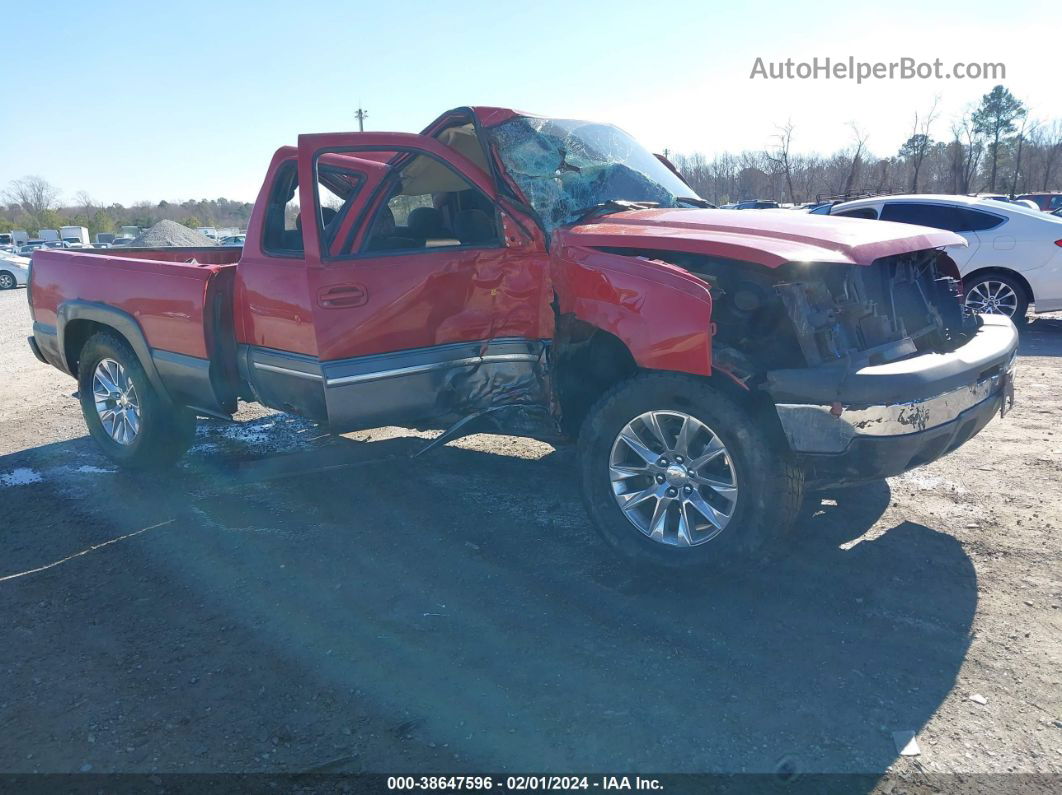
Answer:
[672, 85, 1062, 205]
[0, 178, 253, 238]
[3, 84, 1059, 235]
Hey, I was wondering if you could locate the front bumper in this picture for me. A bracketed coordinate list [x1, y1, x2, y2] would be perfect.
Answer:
[769, 315, 1018, 489]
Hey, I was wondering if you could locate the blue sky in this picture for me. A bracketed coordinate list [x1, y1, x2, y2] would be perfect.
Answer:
[2, 0, 1056, 205]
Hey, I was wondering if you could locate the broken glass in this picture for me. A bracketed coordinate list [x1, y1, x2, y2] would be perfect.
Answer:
[488, 116, 699, 235]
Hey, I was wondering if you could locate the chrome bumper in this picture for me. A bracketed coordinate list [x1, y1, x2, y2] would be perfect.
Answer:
[776, 358, 1015, 454]
[772, 315, 1018, 455]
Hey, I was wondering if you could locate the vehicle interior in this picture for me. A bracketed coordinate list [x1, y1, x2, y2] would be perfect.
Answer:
[261, 120, 502, 259]
[360, 151, 499, 253]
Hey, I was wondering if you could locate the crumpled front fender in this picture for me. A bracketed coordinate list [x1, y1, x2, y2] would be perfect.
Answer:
[552, 245, 714, 376]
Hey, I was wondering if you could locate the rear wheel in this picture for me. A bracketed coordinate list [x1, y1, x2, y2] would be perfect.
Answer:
[578, 373, 803, 569]
[963, 273, 1029, 324]
[0, 271, 16, 290]
[77, 331, 196, 469]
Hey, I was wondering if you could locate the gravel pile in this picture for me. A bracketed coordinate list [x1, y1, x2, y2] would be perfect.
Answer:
[128, 220, 217, 247]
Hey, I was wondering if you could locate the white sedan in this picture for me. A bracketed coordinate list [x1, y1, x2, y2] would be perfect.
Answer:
[821, 194, 1062, 321]
[0, 252, 30, 290]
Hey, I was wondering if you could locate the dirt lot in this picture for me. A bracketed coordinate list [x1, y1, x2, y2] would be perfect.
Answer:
[0, 286, 1059, 783]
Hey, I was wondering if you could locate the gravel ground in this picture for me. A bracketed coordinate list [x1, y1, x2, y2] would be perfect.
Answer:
[0, 286, 1059, 786]
[128, 220, 216, 247]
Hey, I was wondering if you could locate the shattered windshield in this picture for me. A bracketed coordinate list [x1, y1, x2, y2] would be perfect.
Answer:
[488, 116, 697, 234]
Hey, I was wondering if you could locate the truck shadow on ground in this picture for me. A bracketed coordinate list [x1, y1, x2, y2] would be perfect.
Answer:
[1020, 315, 1062, 357]
[0, 424, 976, 781]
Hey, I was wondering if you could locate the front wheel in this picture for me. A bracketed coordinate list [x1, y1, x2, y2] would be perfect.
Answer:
[0, 271, 16, 290]
[77, 331, 196, 469]
[578, 373, 803, 569]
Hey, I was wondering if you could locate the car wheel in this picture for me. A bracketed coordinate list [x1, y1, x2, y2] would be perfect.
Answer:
[0, 271, 15, 290]
[578, 373, 803, 569]
[963, 273, 1029, 324]
[77, 331, 196, 469]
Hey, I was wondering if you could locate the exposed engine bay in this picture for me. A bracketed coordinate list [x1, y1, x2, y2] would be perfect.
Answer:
[598, 247, 978, 384]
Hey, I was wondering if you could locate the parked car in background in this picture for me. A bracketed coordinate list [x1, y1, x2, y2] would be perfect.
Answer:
[734, 200, 780, 209]
[19, 241, 46, 255]
[1018, 193, 1062, 213]
[976, 195, 1039, 211]
[824, 194, 1062, 321]
[0, 233, 12, 247]
[110, 237, 134, 247]
[0, 252, 30, 289]
[218, 234, 245, 246]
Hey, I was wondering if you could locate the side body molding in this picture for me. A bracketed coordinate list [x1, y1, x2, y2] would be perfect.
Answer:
[237, 337, 553, 434]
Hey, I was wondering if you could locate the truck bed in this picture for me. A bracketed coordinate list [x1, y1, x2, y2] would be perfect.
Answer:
[28, 247, 239, 416]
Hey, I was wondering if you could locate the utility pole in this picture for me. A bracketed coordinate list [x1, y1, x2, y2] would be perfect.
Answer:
[354, 106, 368, 132]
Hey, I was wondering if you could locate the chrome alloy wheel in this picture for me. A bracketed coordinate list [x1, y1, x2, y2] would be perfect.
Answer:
[608, 410, 739, 547]
[0, 272, 15, 290]
[965, 280, 1019, 316]
[92, 358, 141, 445]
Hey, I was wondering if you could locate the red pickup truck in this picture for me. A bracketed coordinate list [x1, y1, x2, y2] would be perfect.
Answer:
[27, 107, 1018, 568]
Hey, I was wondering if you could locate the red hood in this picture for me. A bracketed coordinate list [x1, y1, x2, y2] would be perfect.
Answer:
[555, 208, 966, 267]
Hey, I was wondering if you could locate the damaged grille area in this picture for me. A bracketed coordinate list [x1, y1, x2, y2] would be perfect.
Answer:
[770, 250, 974, 368]
[595, 247, 977, 378]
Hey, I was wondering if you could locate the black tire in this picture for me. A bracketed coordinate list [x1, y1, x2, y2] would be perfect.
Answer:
[963, 272, 1029, 326]
[77, 331, 196, 469]
[578, 373, 803, 569]
[0, 271, 16, 290]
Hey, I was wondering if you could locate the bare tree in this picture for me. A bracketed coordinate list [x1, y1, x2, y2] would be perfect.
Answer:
[73, 191, 96, 214]
[899, 97, 939, 192]
[765, 121, 796, 203]
[873, 158, 892, 193]
[4, 176, 60, 221]
[949, 113, 983, 194]
[1034, 120, 1062, 190]
[842, 124, 869, 195]
[1009, 116, 1030, 196]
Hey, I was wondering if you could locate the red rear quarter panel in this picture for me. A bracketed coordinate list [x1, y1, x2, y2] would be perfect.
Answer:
[31, 249, 231, 359]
